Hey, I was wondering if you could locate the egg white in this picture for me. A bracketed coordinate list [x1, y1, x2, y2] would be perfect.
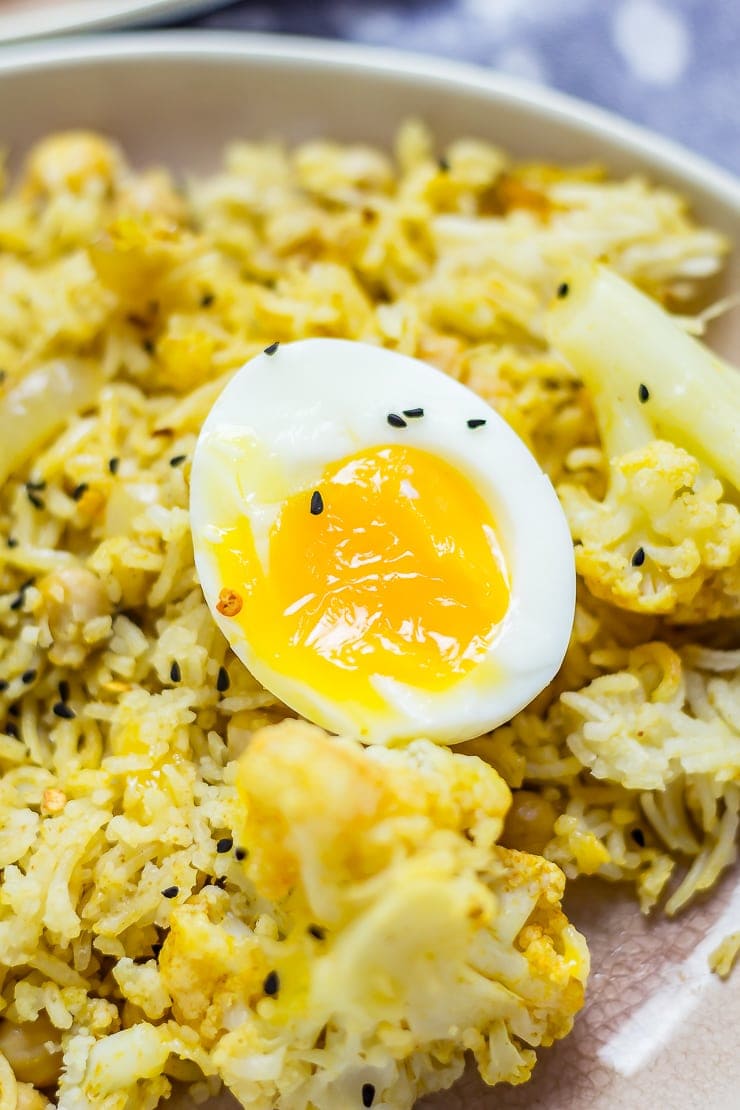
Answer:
[190, 338, 575, 745]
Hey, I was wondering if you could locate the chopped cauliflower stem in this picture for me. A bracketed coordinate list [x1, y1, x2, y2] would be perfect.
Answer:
[546, 264, 740, 621]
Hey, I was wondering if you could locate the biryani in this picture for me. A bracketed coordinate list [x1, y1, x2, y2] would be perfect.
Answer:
[0, 123, 738, 1109]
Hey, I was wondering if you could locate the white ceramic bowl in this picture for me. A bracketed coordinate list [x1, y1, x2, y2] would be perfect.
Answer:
[0, 2, 229, 44]
[1, 33, 738, 1110]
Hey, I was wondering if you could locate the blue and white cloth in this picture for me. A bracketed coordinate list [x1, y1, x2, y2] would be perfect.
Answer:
[187, 0, 740, 176]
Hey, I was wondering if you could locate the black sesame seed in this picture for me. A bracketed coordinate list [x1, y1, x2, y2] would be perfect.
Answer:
[556, 282, 570, 299]
[362, 1083, 376, 1107]
[263, 970, 280, 996]
[169, 455, 187, 468]
[27, 491, 45, 510]
[21, 670, 36, 685]
[162, 886, 179, 899]
[71, 483, 89, 502]
[216, 666, 230, 693]
[631, 547, 646, 567]
[631, 828, 646, 847]
[216, 837, 233, 854]
[638, 383, 650, 403]
[53, 702, 76, 720]
[437, 157, 450, 172]
[310, 490, 324, 516]
[6, 537, 18, 548]
[234, 847, 247, 861]
[58, 679, 70, 703]
[264, 341, 280, 356]
[200, 292, 215, 308]
[467, 418, 487, 429]
[5, 722, 18, 739]
[108, 457, 120, 475]
[10, 579, 34, 610]
[170, 661, 181, 683]
[0, 680, 7, 692]
[387, 413, 407, 428]
[307, 924, 326, 940]
[402, 407, 424, 419]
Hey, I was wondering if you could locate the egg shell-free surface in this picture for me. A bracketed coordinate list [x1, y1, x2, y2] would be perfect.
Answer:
[191, 339, 575, 744]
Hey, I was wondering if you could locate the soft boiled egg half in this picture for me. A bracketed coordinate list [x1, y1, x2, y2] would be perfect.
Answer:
[190, 339, 575, 745]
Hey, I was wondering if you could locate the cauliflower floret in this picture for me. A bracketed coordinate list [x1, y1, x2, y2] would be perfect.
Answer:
[160, 721, 588, 1110]
[561, 440, 740, 619]
[546, 263, 740, 621]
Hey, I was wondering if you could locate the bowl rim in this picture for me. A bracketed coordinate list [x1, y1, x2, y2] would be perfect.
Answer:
[0, 29, 738, 213]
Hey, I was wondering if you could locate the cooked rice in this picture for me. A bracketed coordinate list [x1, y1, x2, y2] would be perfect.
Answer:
[709, 931, 740, 978]
[0, 124, 737, 1108]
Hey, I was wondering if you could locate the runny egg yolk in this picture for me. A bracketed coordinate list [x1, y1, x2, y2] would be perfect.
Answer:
[213, 444, 510, 710]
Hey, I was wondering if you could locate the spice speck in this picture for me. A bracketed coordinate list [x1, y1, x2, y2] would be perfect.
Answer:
[263, 970, 280, 996]
[556, 282, 570, 299]
[216, 588, 243, 618]
[42, 788, 67, 815]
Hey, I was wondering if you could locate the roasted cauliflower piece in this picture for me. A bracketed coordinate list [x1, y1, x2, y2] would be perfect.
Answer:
[546, 264, 740, 621]
[158, 721, 588, 1110]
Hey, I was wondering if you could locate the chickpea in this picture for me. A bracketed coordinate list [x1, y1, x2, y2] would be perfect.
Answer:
[0, 1015, 62, 1088]
[501, 790, 557, 856]
[40, 566, 110, 667]
[23, 132, 121, 197]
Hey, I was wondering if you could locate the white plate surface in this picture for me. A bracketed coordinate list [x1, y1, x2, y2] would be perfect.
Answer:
[0, 1, 229, 43]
